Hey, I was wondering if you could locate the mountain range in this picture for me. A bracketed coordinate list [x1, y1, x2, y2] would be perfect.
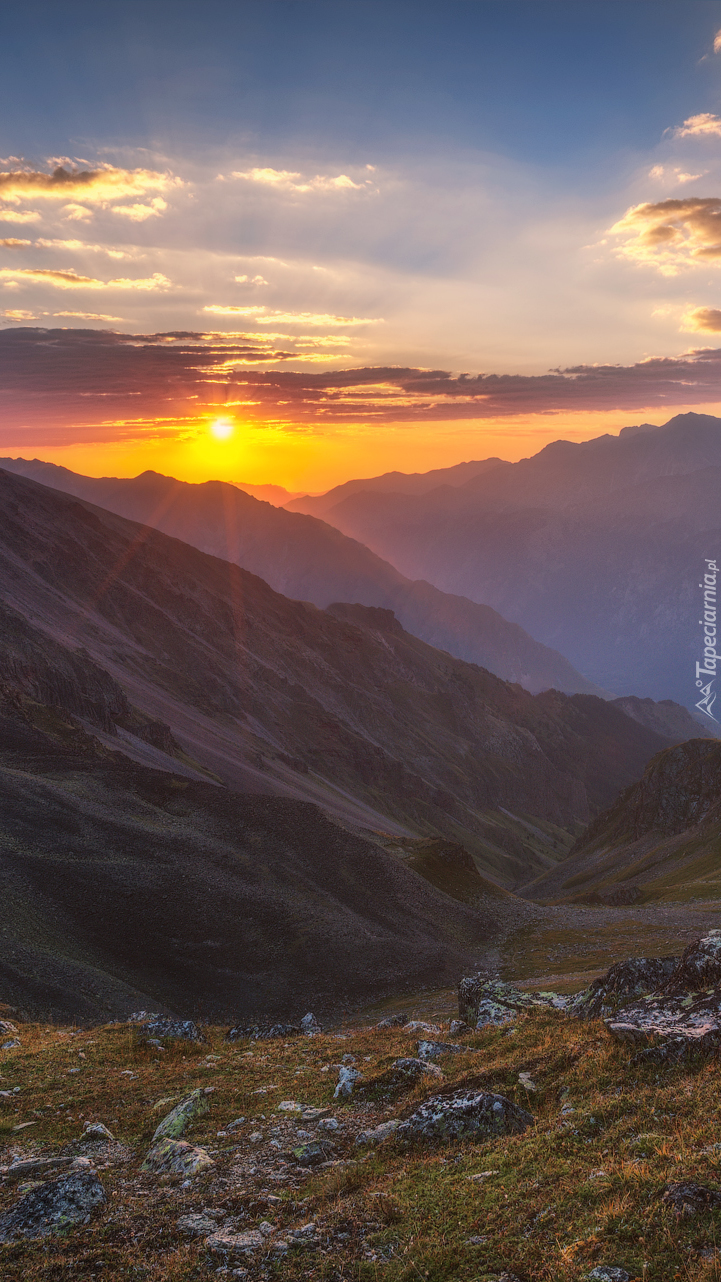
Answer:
[286, 413, 721, 707]
[0, 457, 602, 699]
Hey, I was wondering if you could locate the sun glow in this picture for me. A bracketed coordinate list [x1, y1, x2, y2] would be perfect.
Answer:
[210, 417, 234, 441]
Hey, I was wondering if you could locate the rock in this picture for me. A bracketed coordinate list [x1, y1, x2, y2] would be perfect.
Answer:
[226, 1023, 300, 1042]
[334, 1065, 360, 1098]
[206, 1230, 265, 1259]
[449, 1020, 469, 1036]
[141, 1138, 214, 1177]
[141, 1017, 204, 1043]
[376, 1013, 409, 1028]
[258, 1220, 274, 1236]
[0, 1020, 17, 1034]
[518, 1072, 537, 1092]
[300, 1013, 321, 1036]
[1, 1156, 73, 1181]
[277, 1100, 303, 1113]
[571, 956, 678, 1019]
[459, 975, 566, 1027]
[153, 1088, 209, 1140]
[299, 1106, 332, 1123]
[606, 989, 721, 1060]
[417, 1039, 463, 1061]
[286, 1222, 320, 1248]
[177, 1212, 219, 1237]
[404, 1020, 441, 1034]
[662, 931, 721, 995]
[0, 1169, 106, 1242]
[397, 1089, 533, 1142]
[317, 1117, 339, 1132]
[586, 1268, 630, 1282]
[82, 1121, 114, 1141]
[392, 1056, 443, 1081]
[292, 1141, 334, 1166]
[661, 1181, 721, 1216]
[1, 1039, 20, 1050]
[355, 1119, 401, 1146]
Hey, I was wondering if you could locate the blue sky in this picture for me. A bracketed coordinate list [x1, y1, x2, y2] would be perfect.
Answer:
[6, 2, 721, 484]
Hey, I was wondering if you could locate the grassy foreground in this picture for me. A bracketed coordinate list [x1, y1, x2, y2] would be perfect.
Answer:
[2, 1009, 721, 1281]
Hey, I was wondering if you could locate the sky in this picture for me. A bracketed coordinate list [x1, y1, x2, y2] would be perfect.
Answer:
[4, 1, 721, 489]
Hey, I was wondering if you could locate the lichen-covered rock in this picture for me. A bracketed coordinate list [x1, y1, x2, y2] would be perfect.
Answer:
[449, 1019, 469, 1036]
[355, 1119, 401, 1146]
[300, 1013, 321, 1035]
[141, 1138, 214, 1177]
[334, 1065, 360, 1098]
[393, 1056, 443, 1082]
[0, 1156, 73, 1182]
[661, 931, 721, 995]
[397, 1089, 533, 1142]
[376, 1013, 409, 1028]
[458, 976, 566, 1027]
[82, 1121, 114, 1141]
[206, 1229, 265, 1258]
[606, 990, 721, 1060]
[292, 1140, 334, 1166]
[153, 1088, 209, 1141]
[404, 1020, 441, 1034]
[587, 1269, 630, 1282]
[226, 1022, 300, 1041]
[571, 956, 678, 1019]
[417, 1039, 464, 1061]
[0, 1169, 106, 1242]
[662, 1180, 721, 1216]
[141, 1020, 202, 1040]
[177, 1212, 219, 1237]
[0, 1020, 18, 1034]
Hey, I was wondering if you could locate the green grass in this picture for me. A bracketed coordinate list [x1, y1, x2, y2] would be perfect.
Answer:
[4, 1011, 721, 1279]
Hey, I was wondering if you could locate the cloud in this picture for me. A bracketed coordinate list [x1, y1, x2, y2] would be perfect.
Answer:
[0, 164, 180, 205]
[680, 306, 721, 333]
[54, 311, 124, 322]
[0, 209, 41, 224]
[0, 267, 170, 290]
[0, 238, 31, 247]
[715, 29, 721, 53]
[673, 113, 721, 139]
[110, 197, 168, 221]
[36, 238, 131, 259]
[202, 305, 379, 325]
[648, 165, 705, 185]
[235, 274, 268, 285]
[62, 205, 93, 222]
[1, 309, 37, 320]
[610, 197, 721, 273]
[229, 167, 364, 193]
[6, 328, 721, 433]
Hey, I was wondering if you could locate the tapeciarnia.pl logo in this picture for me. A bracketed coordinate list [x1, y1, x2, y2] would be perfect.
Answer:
[696, 557, 719, 721]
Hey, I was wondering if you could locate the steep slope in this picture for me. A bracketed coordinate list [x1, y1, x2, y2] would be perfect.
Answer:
[611, 696, 718, 743]
[0, 701, 527, 1023]
[524, 739, 721, 905]
[0, 457, 601, 697]
[290, 413, 721, 705]
[0, 469, 672, 888]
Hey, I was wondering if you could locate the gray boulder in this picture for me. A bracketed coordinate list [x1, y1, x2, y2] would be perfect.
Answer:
[334, 1065, 360, 1098]
[206, 1229, 265, 1258]
[226, 1022, 300, 1041]
[376, 1013, 409, 1029]
[397, 1089, 533, 1142]
[606, 989, 721, 1061]
[0, 1169, 106, 1242]
[571, 956, 678, 1019]
[355, 1119, 401, 1146]
[177, 1212, 220, 1237]
[141, 1138, 214, 1177]
[662, 1181, 721, 1216]
[458, 976, 566, 1027]
[417, 1039, 463, 1061]
[392, 1056, 443, 1082]
[141, 1017, 204, 1043]
[587, 1269, 629, 1282]
[292, 1141, 333, 1166]
[300, 1012, 321, 1035]
[82, 1122, 114, 1141]
[661, 931, 721, 995]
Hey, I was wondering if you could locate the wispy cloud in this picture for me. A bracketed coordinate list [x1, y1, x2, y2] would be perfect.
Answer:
[681, 306, 721, 332]
[0, 238, 31, 248]
[0, 267, 171, 290]
[610, 197, 721, 274]
[648, 164, 705, 185]
[714, 30, 721, 54]
[110, 197, 168, 221]
[202, 305, 380, 326]
[0, 209, 41, 224]
[54, 311, 124, 321]
[36, 238, 132, 259]
[1, 309, 37, 320]
[672, 113, 721, 139]
[0, 165, 180, 205]
[228, 167, 365, 193]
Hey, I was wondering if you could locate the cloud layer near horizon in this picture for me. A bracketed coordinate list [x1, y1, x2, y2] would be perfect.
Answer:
[4, 327, 721, 445]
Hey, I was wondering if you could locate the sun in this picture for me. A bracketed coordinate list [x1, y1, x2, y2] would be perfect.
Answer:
[209, 417, 234, 441]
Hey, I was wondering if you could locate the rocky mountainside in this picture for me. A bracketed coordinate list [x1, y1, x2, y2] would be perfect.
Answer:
[0, 469, 677, 890]
[610, 695, 718, 743]
[525, 738, 721, 905]
[0, 458, 602, 697]
[286, 413, 721, 705]
[285, 457, 503, 517]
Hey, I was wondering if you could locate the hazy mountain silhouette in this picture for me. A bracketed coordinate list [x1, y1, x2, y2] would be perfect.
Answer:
[0, 457, 603, 697]
[285, 413, 721, 706]
[286, 457, 503, 517]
